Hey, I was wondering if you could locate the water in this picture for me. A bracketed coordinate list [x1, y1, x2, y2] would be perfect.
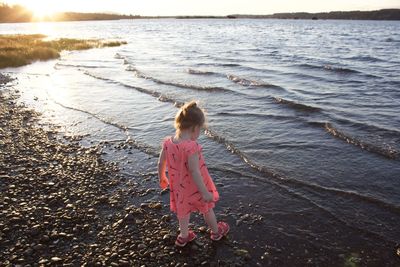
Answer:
[1, 19, 400, 265]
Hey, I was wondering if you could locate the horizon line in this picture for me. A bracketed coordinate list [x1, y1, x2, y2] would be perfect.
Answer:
[50, 7, 400, 17]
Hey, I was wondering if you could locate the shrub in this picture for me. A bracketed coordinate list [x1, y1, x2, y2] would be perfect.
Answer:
[0, 34, 127, 69]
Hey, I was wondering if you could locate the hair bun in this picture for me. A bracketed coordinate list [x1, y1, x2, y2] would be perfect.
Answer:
[174, 100, 205, 134]
[186, 101, 197, 109]
[182, 101, 197, 114]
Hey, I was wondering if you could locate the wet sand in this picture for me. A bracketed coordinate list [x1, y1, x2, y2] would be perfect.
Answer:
[0, 80, 251, 266]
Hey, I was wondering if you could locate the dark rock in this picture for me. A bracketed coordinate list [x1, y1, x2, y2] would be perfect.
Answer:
[124, 213, 135, 222]
[137, 244, 146, 250]
[234, 249, 251, 260]
[118, 259, 130, 266]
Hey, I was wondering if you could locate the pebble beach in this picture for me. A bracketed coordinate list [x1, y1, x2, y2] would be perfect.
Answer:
[0, 75, 251, 266]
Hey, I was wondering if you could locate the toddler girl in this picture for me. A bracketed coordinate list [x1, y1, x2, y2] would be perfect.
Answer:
[158, 101, 229, 247]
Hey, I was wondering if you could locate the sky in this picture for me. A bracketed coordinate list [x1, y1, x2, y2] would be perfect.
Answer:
[4, 0, 400, 16]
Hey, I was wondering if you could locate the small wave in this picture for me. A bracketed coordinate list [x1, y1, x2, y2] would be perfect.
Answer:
[227, 74, 282, 89]
[346, 55, 384, 63]
[186, 68, 216, 76]
[215, 111, 294, 121]
[222, 63, 242, 67]
[46, 87, 160, 157]
[126, 65, 141, 73]
[382, 80, 400, 87]
[297, 63, 360, 75]
[274, 97, 321, 112]
[83, 71, 183, 107]
[385, 38, 400, 43]
[143, 75, 229, 92]
[45, 89, 130, 139]
[332, 116, 400, 139]
[55, 63, 102, 69]
[204, 128, 280, 178]
[323, 65, 360, 74]
[302, 182, 400, 215]
[311, 122, 398, 159]
[125, 65, 231, 92]
[114, 53, 125, 59]
[197, 62, 242, 67]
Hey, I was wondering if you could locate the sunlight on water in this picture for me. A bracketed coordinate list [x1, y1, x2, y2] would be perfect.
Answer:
[31, 22, 59, 38]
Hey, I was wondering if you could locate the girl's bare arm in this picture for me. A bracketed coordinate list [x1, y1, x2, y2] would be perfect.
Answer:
[158, 148, 168, 189]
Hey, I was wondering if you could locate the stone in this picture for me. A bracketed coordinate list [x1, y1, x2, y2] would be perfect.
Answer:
[198, 226, 207, 233]
[124, 213, 135, 222]
[34, 244, 44, 251]
[51, 257, 62, 262]
[235, 249, 251, 260]
[148, 202, 162, 209]
[161, 215, 171, 222]
[118, 259, 130, 266]
[137, 244, 146, 250]
[24, 248, 34, 256]
[112, 219, 124, 228]
[29, 225, 41, 236]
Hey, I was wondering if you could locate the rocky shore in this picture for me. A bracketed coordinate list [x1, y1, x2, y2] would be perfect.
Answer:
[0, 85, 250, 266]
[0, 73, 12, 85]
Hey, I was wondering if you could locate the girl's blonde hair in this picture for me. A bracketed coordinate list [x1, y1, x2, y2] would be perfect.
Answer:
[174, 101, 205, 136]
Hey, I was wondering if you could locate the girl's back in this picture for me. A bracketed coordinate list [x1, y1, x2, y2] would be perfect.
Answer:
[163, 136, 218, 217]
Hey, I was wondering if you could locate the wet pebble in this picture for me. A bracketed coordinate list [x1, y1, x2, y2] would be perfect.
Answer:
[235, 249, 251, 260]
[51, 256, 62, 262]
[137, 244, 146, 250]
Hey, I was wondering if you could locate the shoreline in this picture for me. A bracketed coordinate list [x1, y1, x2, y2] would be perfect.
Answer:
[0, 86, 250, 266]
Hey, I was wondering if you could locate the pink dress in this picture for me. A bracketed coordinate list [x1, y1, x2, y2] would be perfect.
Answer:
[163, 137, 219, 219]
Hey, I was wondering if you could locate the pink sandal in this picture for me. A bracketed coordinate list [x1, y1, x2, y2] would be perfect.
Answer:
[210, 222, 230, 241]
[175, 230, 197, 247]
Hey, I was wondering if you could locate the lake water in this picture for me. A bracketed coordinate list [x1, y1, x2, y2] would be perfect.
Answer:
[1, 19, 400, 265]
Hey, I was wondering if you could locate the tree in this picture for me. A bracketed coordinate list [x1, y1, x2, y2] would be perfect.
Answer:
[0, 3, 33, 23]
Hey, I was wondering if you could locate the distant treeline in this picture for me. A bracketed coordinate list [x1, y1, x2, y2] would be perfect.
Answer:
[229, 9, 400, 20]
[1, 1, 399, 23]
[0, 3, 32, 22]
[0, 3, 138, 23]
[46, 12, 139, 22]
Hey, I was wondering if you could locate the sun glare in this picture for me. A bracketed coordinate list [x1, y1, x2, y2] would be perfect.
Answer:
[24, 0, 58, 20]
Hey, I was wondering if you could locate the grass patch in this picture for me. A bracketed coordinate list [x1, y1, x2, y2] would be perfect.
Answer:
[0, 34, 127, 68]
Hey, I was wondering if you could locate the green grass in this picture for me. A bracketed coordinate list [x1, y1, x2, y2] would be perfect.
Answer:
[0, 34, 127, 68]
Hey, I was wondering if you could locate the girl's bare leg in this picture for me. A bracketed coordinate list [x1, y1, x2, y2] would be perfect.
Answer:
[178, 213, 190, 238]
[203, 208, 219, 233]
